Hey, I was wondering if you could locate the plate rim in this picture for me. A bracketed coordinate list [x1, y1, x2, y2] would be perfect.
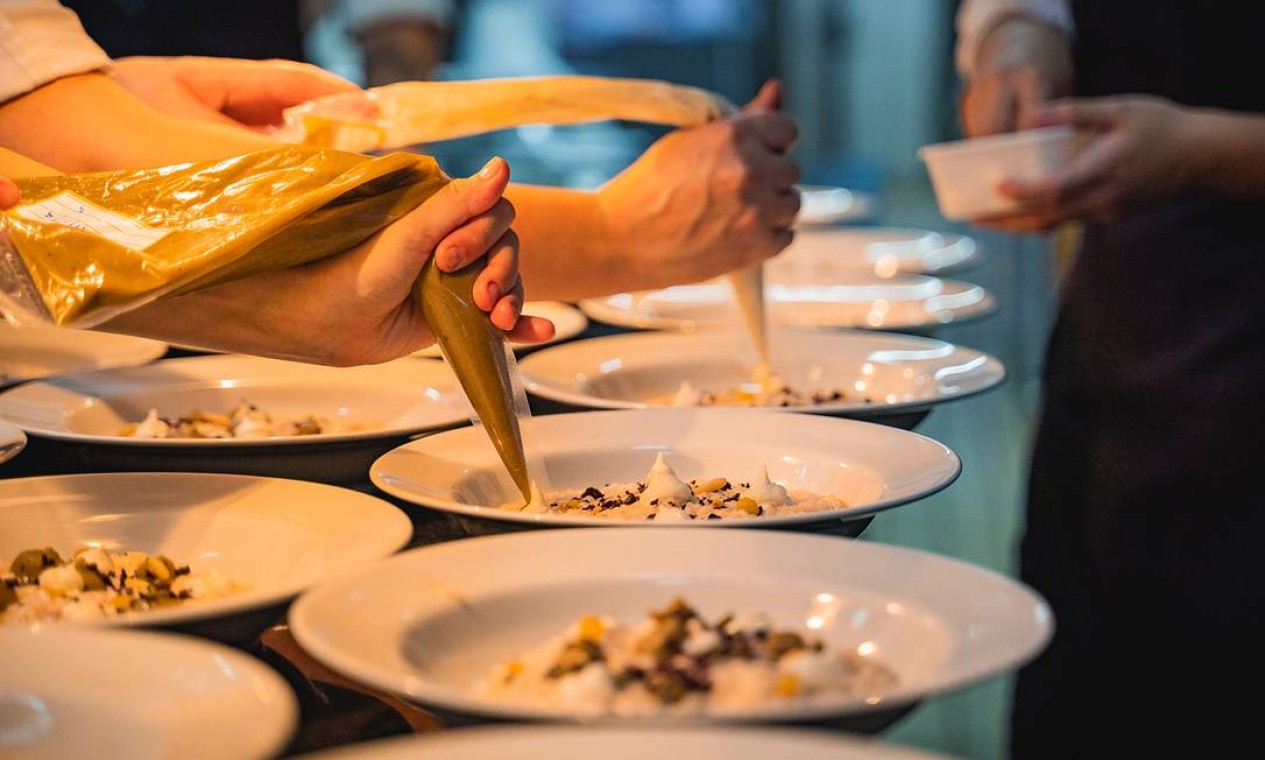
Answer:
[410, 300, 590, 359]
[0, 623, 298, 758]
[0, 416, 26, 464]
[0, 470, 413, 629]
[794, 184, 878, 226]
[288, 527, 1052, 725]
[576, 276, 997, 333]
[0, 325, 168, 387]
[0, 352, 474, 447]
[298, 724, 951, 760]
[369, 407, 962, 530]
[516, 328, 1006, 416]
[777, 225, 982, 275]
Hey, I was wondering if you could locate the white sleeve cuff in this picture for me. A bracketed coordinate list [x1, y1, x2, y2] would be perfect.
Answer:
[344, 0, 456, 33]
[955, 0, 1073, 79]
[0, 0, 111, 104]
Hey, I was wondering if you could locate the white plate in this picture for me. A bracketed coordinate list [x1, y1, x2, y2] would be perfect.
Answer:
[369, 407, 959, 531]
[796, 185, 878, 226]
[0, 418, 24, 465]
[0, 323, 167, 388]
[0, 472, 411, 642]
[411, 301, 589, 359]
[301, 725, 952, 760]
[289, 528, 1051, 724]
[0, 625, 297, 759]
[0, 353, 473, 482]
[770, 227, 980, 277]
[578, 274, 995, 333]
[517, 329, 1005, 421]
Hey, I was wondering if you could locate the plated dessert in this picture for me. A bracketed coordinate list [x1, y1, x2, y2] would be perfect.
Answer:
[2, 545, 246, 624]
[371, 408, 961, 533]
[647, 364, 865, 408]
[119, 401, 375, 439]
[505, 453, 847, 522]
[481, 597, 897, 716]
[0, 472, 412, 642]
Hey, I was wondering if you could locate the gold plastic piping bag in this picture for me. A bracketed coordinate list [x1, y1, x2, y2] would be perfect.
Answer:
[416, 257, 533, 502]
[726, 263, 770, 369]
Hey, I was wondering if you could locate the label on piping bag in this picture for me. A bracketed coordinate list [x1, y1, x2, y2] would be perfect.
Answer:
[15, 192, 172, 251]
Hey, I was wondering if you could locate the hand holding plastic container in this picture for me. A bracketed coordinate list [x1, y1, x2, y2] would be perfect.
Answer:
[918, 126, 1082, 220]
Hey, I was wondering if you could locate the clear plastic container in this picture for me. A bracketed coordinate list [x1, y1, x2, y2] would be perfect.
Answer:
[918, 126, 1080, 220]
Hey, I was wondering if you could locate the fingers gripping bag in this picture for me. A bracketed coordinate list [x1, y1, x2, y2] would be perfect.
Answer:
[0, 75, 737, 503]
[275, 74, 742, 504]
[0, 144, 447, 328]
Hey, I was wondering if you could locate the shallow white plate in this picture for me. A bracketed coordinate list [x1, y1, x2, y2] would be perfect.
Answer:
[517, 329, 1005, 420]
[796, 185, 878, 226]
[0, 323, 167, 388]
[0, 472, 411, 641]
[0, 353, 473, 482]
[410, 301, 589, 359]
[289, 528, 1051, 724]
[0, 418, 24, 465]
[370, 407, 959, 531]
[578, 274, 995, 333]
[770, 227, 980, 278]
[302, 725, 952, 760]
[0, 625, 297, 759]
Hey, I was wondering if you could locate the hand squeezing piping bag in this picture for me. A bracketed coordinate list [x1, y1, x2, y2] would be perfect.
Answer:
[416, 257, 532, 503]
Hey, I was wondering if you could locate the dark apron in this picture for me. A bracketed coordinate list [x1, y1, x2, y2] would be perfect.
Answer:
[1011, 3, 1265, 757]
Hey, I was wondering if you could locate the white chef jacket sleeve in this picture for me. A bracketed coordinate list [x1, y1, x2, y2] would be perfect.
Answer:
[343, 0, 456, 33]
[0, 0, 110, 104]
[955, 0, 1074, 79]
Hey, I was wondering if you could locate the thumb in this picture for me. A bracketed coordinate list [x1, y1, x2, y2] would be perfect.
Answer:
[0, 177, 20, 210]
[384, 156, 510, 258]
[744, 78, 782, 112]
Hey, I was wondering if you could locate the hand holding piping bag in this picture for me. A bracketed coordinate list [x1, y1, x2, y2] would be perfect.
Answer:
[725, 80, 792, 372]
[416, 156, 547, 503]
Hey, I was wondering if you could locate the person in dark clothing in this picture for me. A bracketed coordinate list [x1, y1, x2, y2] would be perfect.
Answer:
[58, 0, 464, 85]
[955, 1, 1265, 757]
[59, 0, 308, 61]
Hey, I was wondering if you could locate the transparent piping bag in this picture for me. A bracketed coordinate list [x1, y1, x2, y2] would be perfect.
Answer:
[272, 75, 735, 153]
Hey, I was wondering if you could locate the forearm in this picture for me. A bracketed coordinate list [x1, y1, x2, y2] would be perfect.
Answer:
[0, 146, 60, 178]
[1182, 109, 1265, 200]
[0, 73, 274, 173]
[504, 183, 639, 302]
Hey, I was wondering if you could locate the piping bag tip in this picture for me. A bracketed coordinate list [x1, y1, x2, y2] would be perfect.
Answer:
[726, 263, 770, 369]
[416, 257, 534, 503]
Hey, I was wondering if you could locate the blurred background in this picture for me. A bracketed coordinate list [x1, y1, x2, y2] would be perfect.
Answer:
[68, 1, 1060, 757]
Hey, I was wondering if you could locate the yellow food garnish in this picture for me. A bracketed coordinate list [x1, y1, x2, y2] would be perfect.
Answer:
[577, 615, 605, 641]
[501, 660, 524, 683]
[735, 497, 760, 516]
[693, 478, 729, 494]
[775, 673, 801, 697]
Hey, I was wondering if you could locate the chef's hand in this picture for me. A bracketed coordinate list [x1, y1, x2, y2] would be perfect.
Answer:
[976, 96, 1199, 232]
[0, 177, 18, 210]
[101, 157, 554, 365]
[110, 56, 360, 132]
[595, 79, 801, 289]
